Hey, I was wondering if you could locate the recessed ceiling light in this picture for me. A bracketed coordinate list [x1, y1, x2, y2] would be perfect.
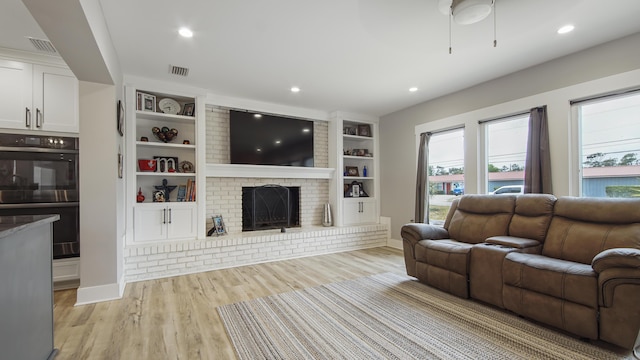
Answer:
[256, 148, 262, 152]
[253, 113, 262, 119]
[179, 27, 193, 38]
[302, 128, 310, 133]
[275, 140, 282, 145]
[290, 87, 301, 93]
[557, 25, 574, 34]
[409, 87, 419, 92]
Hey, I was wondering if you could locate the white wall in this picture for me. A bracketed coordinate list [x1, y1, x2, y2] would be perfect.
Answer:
[380, 32, 640, 241]
[76, 81, 123, 304]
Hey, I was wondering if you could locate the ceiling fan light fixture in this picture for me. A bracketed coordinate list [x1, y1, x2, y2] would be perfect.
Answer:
[438, 0, 494, 25]
[452, 0, 494, 25]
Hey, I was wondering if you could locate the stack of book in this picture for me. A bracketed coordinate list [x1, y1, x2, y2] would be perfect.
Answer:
[176, 179, 196, 202]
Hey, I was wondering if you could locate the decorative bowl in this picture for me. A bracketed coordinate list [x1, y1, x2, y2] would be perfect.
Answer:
[138, 159, 157, 172]
[152, 126, 179, 143]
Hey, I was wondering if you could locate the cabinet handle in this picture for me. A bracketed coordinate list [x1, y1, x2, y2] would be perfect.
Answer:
[163, 208, 167, 224]
[359, 202, 363, 213]
[25, 107, 31, 127]
[168, 208, 172, 224]
[36, 108, 42, 128]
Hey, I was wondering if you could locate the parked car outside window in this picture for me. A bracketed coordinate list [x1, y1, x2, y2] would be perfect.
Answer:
[452, 187, 464, 196]
[490, 185, 524, 195]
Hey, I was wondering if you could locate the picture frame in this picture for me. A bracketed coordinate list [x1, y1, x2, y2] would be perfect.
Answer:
[352, 183, 360, 198]
[345, 166, 359, 177]
[140, 92, 156, 112]
[182, 103, 195, 116]
[346, 180, 368, 198]
[117, 100, 125, 136]
[344, 126, 357, 135]
[152, 190, 165, 202]
[213, 215, 227, 235]
[357, 124, 371, 137]
[176, 184, 187, 202]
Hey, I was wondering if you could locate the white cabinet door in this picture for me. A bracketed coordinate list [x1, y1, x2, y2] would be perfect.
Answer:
[134, 206, 168, 242]
[166, 204, 197, 239]
[359, 199, 378, 224]
[343, 198, 377, 225]
[33, 65, 79, 133]
[134, 203, 196, 243]
[0, 60, 32, 130]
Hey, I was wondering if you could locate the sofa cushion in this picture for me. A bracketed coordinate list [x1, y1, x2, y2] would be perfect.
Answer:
[543, 218, 640, 265]
[416, 239, 473, 276]
[554, 196, 640, 224]
[503, 252, 597, 308]
[542, 197, 640, 265]
[447, 195, 516, 244]
[509, 194, 556, 242]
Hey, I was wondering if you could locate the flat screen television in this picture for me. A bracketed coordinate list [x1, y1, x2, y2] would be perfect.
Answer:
[229, 110, 314, 167]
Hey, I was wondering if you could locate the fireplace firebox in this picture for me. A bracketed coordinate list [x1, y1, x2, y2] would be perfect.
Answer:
[242, 185, 300, 231]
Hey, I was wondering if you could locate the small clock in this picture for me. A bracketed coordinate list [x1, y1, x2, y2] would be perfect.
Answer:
[158, 98, 181, 115]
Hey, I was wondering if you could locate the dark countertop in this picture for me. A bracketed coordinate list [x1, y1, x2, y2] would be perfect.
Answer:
[0, 215, 60, 240]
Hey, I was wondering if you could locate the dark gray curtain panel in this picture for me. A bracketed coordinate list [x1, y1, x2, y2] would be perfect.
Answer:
[415, 132, 431, 223]
[524, 106, 553, 194]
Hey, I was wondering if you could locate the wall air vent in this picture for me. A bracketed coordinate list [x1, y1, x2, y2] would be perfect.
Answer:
[169, 65, 189, 77]
[28, 37, 57, 54]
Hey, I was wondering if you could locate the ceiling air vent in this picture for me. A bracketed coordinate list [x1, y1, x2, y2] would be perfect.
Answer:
[28, 37, 57, 54]
[169, 65, 189, 77]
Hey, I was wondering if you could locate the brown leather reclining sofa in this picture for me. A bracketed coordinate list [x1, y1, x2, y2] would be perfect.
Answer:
[401, 194, 640, 350]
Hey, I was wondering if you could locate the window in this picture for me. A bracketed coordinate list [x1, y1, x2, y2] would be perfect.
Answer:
[575, 92, 640, 198]
[483, 114, 529, 193]
[427, 128, 464, 224]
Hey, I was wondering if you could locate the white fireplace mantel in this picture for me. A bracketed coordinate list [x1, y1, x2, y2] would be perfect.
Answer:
[206, 163, 335, 179]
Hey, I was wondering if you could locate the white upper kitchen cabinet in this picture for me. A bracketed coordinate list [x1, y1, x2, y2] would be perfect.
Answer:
[33, 65, 79, 133]
[0, 59, 78, 134]
[0, 59, 32, 130]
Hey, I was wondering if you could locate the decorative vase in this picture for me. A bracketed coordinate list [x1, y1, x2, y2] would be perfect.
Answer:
[323, 203, 333, 227]
[136, 188, 145, 203]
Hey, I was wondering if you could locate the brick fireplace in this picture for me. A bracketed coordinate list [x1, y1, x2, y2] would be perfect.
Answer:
[119, 106, 389, 283]
[205, 177, 327, 234]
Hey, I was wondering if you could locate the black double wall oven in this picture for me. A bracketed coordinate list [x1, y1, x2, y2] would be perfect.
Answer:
[0, 134, 79, 259]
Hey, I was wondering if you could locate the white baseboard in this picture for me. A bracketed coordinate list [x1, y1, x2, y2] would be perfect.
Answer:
[386, 237, 402, 250]
[75, 279, 124, 306]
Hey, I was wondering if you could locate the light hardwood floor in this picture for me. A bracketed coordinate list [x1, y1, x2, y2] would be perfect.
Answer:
[53, 246, 406, 359]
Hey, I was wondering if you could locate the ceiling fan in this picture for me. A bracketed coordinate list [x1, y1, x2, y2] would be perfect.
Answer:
[437, 0, 496, 53]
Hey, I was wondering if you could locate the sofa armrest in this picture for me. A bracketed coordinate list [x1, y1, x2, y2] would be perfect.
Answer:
[592, 248, 640, 273]
[485, 236, 542, 254]
[401, 223, 449, 245]
[597, 267, 640, 349]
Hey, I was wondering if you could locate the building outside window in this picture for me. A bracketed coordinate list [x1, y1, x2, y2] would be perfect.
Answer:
[427, 128, 464, 224]
[575, 92, 640, 198]
[484, 115, 529, 193]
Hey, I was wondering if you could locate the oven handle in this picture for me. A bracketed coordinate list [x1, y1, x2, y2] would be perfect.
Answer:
[0, 202, 79, 209]
[0, 146, 78, 154]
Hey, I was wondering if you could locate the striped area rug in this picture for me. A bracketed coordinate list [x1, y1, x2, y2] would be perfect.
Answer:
[218, 272, 632, 359]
